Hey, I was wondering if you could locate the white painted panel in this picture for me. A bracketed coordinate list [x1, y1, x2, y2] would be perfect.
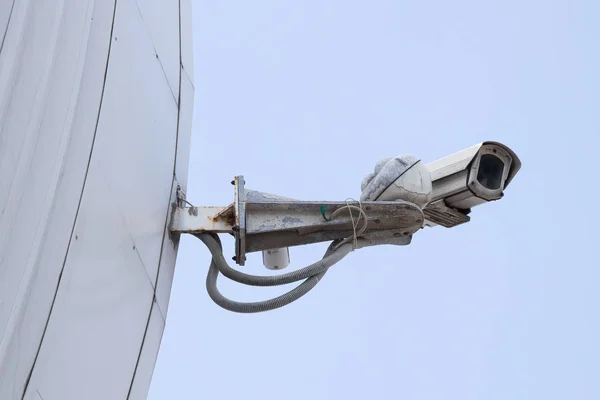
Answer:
[0, 0, 77, 334]
[127, 301, 166, 400]
[0, 0, 14, 42]
[0, 0, 115, 397]
[180, 0, 194, 83]
[131, 0, 195, 387]
[20, 0, 180, 397]
[154, 183, 181, 319]
[156, 31, 194, 319]
[89, 0, 179, 284]
[136, 0, 180, 102]
[0, 0, 192, 396]
[22, 176, 155, 400]
[175, 72, 195, 191]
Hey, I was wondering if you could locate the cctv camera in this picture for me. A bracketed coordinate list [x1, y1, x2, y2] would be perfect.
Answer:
[423, 141, 521, 227]
[360, 141, 521, 228]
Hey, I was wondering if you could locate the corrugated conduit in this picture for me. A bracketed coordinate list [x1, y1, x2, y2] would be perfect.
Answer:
[196, 232, 352, 313]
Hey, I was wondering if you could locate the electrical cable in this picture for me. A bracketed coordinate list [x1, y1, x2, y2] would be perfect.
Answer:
[195, 203, 367, 313]
[197, 233, 352, 313]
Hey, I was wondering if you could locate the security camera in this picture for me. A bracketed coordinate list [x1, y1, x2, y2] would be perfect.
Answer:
[423, 141, 521, 227]
[360, 141, 521, 228]
[173, 142, 522, 313]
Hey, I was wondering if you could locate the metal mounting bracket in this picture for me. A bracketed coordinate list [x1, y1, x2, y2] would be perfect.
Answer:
[170, 176, 425, 265]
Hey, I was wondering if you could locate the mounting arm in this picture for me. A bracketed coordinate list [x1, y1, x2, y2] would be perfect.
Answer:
[170, 176, 424, 265]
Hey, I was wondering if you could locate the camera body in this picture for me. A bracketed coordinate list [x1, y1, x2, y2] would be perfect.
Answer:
[423, 141, 521, 227]
[360, 141, 521, 228]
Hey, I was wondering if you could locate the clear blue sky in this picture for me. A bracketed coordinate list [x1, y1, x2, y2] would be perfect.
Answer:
[149, 1, 599, 399]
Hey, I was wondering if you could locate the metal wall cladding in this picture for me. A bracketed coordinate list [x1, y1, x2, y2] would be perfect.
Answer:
[0, 0, 194, 398]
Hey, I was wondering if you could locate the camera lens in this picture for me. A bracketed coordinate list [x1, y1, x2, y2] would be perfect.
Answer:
[476, 154, 504, 190]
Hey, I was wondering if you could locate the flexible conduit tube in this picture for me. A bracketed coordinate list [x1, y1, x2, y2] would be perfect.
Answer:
[195, 233, 352, 313]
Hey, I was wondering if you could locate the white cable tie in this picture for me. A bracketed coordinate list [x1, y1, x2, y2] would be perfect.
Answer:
[345, 198, 364, 250]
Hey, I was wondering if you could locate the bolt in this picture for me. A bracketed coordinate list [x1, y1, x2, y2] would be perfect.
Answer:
[231, 180, 235, 185]
[374, 219, 381, 224]
[394, 232, 402, 237]
[403, 231, 410, 236]
[232, 256, 237, 261]
[416, 219, 422, 223]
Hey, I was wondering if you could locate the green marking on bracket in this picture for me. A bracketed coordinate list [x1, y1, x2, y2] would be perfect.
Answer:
[320, 205, 330, 221]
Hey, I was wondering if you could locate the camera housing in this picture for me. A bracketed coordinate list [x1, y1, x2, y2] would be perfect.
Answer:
[423, 141, 521, 227]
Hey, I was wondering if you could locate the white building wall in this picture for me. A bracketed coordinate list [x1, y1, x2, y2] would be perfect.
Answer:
[0, 0, 193, 398]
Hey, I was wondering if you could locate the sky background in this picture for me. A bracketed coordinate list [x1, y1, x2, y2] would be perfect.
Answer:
[149, 1, 599, 399]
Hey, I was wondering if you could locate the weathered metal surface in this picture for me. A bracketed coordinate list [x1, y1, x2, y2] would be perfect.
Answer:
[241, 175, 424, 253]
[170, 206, 234, 233]
[234, 176, 247, 266]
[423, 200, 471, 228]
[214, 203, 235, 222]
[355, 230, 413, 248]
[171, 177, 424, 265]
[243, 199, 423, 253]
[171, 199, 423, 253]
[245, 189, 297, 202]
[245, 200, 422, 233]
